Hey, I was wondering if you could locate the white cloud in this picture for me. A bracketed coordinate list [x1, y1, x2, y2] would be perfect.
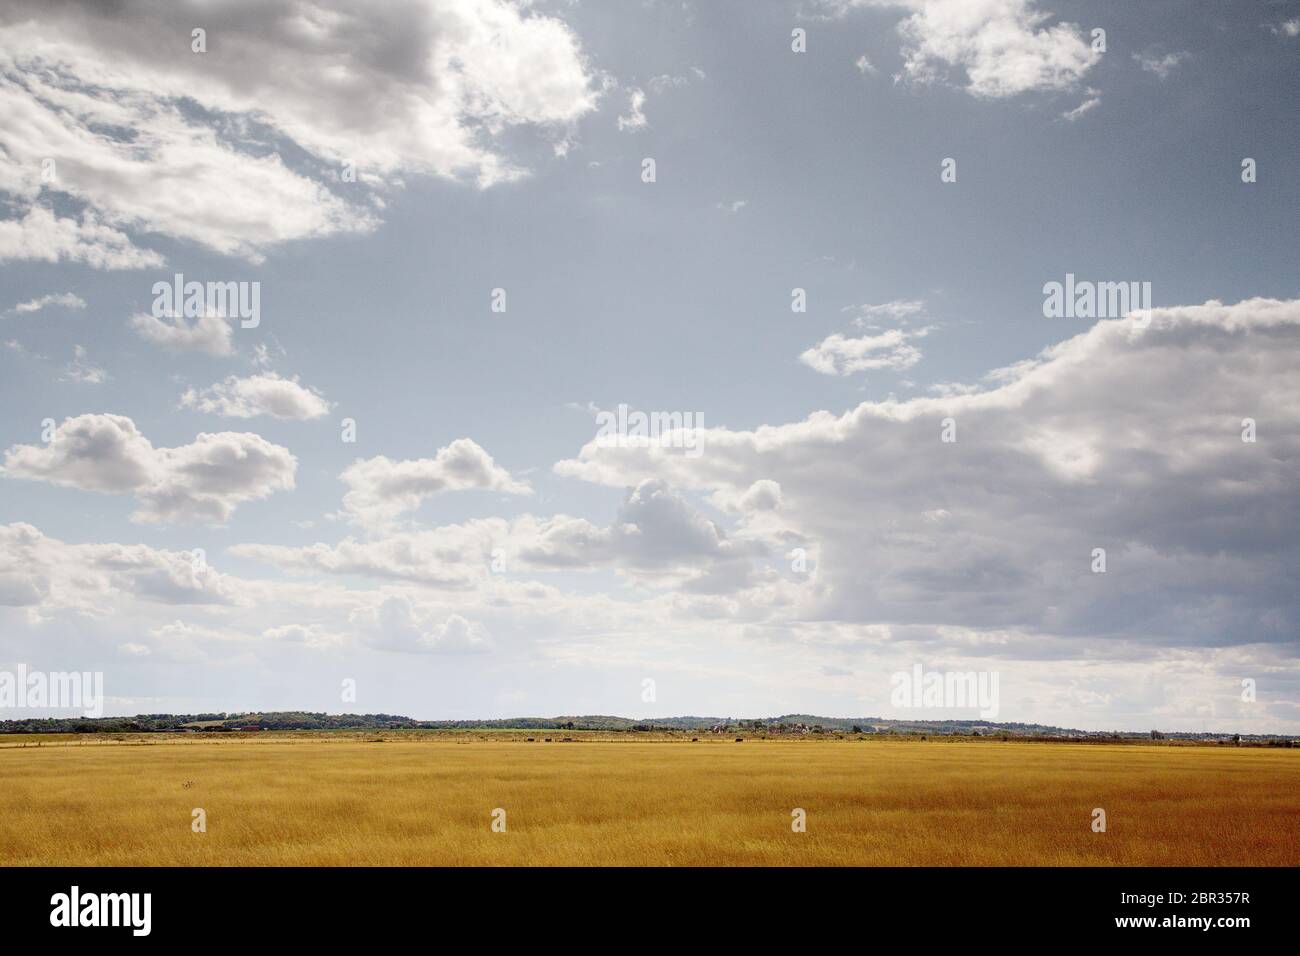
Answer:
[0, 522, 239, 614]
[855, 54, 879, 75]
[0, 0, 600, 262]
[236, 478, 774, 595]
[827, 0, 1099, 98]
[263, 623, 341, 649]
[738, 480, 783, 513]
[340, 438, 531, 528]
[0, 206, 165, 270]
[558, 297, 1300, 653]
[59, 344, 107, 384]
[1, 413, 296, 524]
[647, 73, 691, 93]
[493, 479, 775, 596]
[128, 311, 234, 357]
[232, 526, 496, 589]
[351, 595, 492, 654]
[846, 298, 927, 326]
[800, 328, 928, 375]
[1060, 92, 1100, 121]
[615, 68, 703, 134]
[617, 87, 647, 131]
[1270, 19, 1300, 38]
[7, 291, 86, 315]
[181, 373, 331, 421]
[1133, 49, 1189, 79]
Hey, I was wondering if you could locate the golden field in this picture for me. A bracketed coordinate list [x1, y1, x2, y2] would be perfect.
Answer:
[1, 734, 1296, 866]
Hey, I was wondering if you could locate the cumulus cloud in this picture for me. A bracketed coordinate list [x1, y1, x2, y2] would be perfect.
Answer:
[235, 477, 773, 595]
[234, 513, 618, 587]
[181, 372, 331, 420]
[738, 479, 783, 513]
[263, 623, 341, 649]
[0, 522, 238, 613]
[129, 310, 234, 357]
[0, 0, 600, 263]
[0, 207, 165, 269]
[506, 479, 758, 589]
[231, 519, 505, 589]
[1, 413, 296, 524]
[826, 0, 1099, 98]
[609, 479, 731, 566]
[7, 291, 86, 315]
[351, 595, 492, 654]
[800, 328, 928, 376]
[558, 297, 1300, 652]
[340, 438, 531, 528]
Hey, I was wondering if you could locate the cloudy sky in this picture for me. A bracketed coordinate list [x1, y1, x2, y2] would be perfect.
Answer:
[1, 0, 1296, 731]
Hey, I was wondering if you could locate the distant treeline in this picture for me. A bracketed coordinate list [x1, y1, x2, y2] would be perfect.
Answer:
[0, 710, 1294, 742]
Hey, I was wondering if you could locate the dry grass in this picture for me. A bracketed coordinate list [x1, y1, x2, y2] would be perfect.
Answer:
[1, 736, 1295, 866]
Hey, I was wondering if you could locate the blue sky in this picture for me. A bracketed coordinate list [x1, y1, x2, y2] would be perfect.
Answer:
[1, 0, 1297, 730]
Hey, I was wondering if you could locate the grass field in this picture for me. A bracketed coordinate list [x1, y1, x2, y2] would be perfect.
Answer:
[1, 735, 1296, 866]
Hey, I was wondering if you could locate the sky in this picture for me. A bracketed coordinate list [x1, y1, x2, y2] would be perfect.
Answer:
[0, 0, 1296, 732]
